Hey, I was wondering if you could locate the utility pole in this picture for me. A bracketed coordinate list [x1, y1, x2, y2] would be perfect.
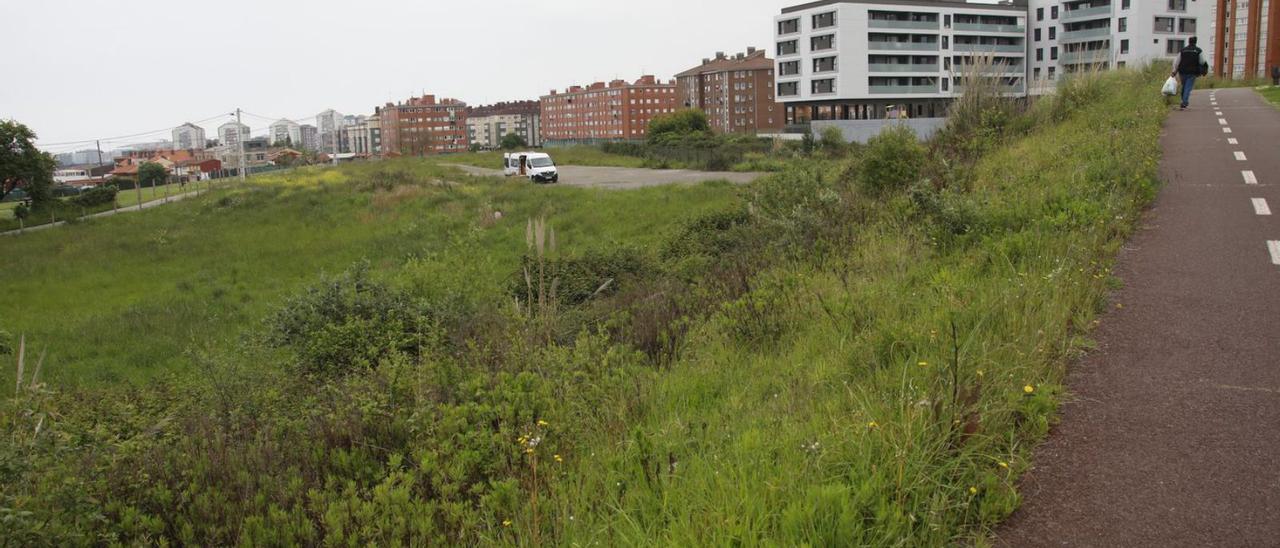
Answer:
[236, 108, 247, 182]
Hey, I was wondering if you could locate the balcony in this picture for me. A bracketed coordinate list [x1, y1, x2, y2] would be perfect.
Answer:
[1060, 49, 1112, 64]
[868, 62, 941, 73]
[1060, 27, 1111, 42]
[953, 83, 1026, 95]
[868, 19, 940, 30]
[954, 43, 1025, 54]
[868, 84, 940, 94]
[869, 41, 940, 52]
[953, 23, 1025, 34]
[1062, 5, 1112, 22]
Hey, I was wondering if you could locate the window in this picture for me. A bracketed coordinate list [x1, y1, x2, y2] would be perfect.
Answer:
[1049, 66, 1056, 80]
[1051, 6, 1058, 19]
[811, 79, 835, 94]
[1049, 27, 1056, 39]
[1154, 17, 1174, 33]
[813, 12, 836, 29]
[1034, 67, 1042, 80]
[942, 79, 949, 91]
[1119, 17, 1127, 32]
[1037, 7, 1044, 21]
[1121, 39, 1130, 54]
[1168, 0, 1186, 11]
[1166, 38, 1185, 54]
[944, 14, 951, 28]
[1035, 28, 1042, 41]
[813, 56, 837, 73]
[777, 40, 798, 55]
[942, 36, 949, 49]
[944, 57, 951, 70]
[778, 18, 799, 35]
[1051, 46, 1058, 60]
[1179, 18, 1196, 33]
[779, 60, 800, 76]
[811, 34, 835, 51]
[1122, 0, 1130, 8]
[1036, 48, 1044, 61]
[778, 82, 798, 96]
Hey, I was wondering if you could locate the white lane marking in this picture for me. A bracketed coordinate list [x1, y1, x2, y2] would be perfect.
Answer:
[1224, 127, 1234, 134]
[1219, 118, 1229, 125]
[1269, 241, 1280, 266]
[1215, 111, 1224, 116]
[1243, 170, 1258, 185]
[1228, 138, 1239, 145]
[1253, 198, 1272, 216]
[1235, 151, 1248, 161]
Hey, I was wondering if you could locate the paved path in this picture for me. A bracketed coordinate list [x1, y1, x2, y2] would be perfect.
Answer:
[998, 88, 1280, 546]
[2, 189, 201, 236]
[447, 164, 762, 189]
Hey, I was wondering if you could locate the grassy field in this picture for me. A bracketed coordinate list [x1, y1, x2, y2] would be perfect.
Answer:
[0, 163, 737, 385]
[0, 182, 210, 226]
[2, 68, 1169, 545]
[446, 146, 647, 169]
[1259, 85, 1280, 107]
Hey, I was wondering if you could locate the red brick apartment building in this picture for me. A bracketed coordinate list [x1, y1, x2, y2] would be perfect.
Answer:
[676, 48, 783, 134]
[1215, 0, 1280, 79]
[540, 75, 678, 145]
[380, 95, 468, 157]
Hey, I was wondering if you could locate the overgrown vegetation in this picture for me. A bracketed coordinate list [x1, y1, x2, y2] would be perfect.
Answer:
[1, 66, 1172, 544]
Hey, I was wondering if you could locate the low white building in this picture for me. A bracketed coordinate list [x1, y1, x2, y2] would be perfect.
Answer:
[218, 121, 251, 147]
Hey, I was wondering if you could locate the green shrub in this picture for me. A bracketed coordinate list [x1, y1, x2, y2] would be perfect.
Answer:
[860, 125, 925, 196]
[264, 262, 437, 375]
[818, 126, 847, 155]
[0, 327, 11, 355]
[647, 109, 712, 145]
[510, 247, 657, 309]
[70, 185, 117, 207]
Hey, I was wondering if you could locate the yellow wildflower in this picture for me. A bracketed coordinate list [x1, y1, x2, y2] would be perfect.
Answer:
[867, 421, 879, 429]
[502, 520, 512, 527]
[554, 454, 563, 463]
[537, 419, 549, 427]
[976, 370, 985, 378]
[918, 361, 928, 367]
[999, 461, 1009, 469]
[969, 486, 978, 495]
[1024, 385, 1035, 394]
[525, 448, 534, 454]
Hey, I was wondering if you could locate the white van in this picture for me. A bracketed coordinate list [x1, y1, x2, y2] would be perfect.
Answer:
[503, 152, 559, 184]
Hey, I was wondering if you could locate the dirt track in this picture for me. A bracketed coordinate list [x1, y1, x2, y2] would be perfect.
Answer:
[448, 164, 762, 189]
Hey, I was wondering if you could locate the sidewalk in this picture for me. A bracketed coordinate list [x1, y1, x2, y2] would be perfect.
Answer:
[2, 189, 202, 237]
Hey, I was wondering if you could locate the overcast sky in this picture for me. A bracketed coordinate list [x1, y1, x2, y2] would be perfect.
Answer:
[2, 0, 799, 152]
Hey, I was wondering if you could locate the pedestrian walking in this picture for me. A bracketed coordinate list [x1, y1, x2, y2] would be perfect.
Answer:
[1171, 36, 1209, 110]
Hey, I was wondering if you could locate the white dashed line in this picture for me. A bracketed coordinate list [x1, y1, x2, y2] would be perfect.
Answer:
[1269, 241, 1280, 266]
[1228, 138, 1239, 145]
[1243, 170, 1258, 185]
[1253, 199, 1271, 216]
[1219, 118, 1229, 125]
[1235, 151, 1248, 161]
[1224, 127, 1233, 134]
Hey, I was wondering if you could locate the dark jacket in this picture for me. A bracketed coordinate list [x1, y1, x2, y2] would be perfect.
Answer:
[1176, 46, 1207, 76]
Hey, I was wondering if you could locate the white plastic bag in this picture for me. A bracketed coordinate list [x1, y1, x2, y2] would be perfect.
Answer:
[1162, 77, 1178, 96]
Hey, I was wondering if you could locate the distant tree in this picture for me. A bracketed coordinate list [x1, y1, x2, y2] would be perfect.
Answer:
[0, 120, 56, 206]
[500, 133, 528, 150]
[646, 109, 712, 145]
[138, 162, 168, 188]
[468, 143, 483, 153]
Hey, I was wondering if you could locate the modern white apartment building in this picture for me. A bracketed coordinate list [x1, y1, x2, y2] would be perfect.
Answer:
[774, 0, 1029, 124]
[316, 109, 344, 153]
[218, 121, 251, 147]
[172, 122, 207, 150]
[1027, 0, 1215, 93]
[269, 119, 302, 147]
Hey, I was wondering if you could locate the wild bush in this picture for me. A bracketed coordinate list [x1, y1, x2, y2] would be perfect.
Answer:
[510, 247, 657, 309]
[860, 124, 926, 196]
[69, 184, 117, 207]
[264, 262, 437, 375]
[647, 109, 712, 145]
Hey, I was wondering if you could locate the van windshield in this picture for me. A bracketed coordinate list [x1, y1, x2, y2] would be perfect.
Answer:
[530, 157, 554, 168]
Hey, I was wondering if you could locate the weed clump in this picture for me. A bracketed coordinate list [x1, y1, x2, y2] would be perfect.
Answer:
[860, 125, 926, 196]
[264, 261, 436, 375]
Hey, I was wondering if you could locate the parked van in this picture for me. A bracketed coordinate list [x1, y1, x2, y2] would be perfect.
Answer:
[503, 152, 559, 184]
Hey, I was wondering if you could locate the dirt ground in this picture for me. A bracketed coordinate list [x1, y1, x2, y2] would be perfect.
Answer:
[448, 164, 763, 190]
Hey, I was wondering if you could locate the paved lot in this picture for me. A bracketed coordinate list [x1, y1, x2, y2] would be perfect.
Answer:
[448, 164, 763, 190]
[998, 88, 1280, 546]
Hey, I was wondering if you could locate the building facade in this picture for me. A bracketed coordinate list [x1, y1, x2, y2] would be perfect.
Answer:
[380, 96, 468, 157]
[466, 101, 542, 149]
[676, 48, 784, 134]
[300, 124, 319, 151]
[774, 0, 1029, 124]
[316, 109, 344, 153]
[540, 76, 679, 145]
[218, 121, 251, 147]
[172, 122, 207, 150]
[269, 119, 302, 147]
[1027, 0, 1215, 92]
[1215, 0, 1278, 79]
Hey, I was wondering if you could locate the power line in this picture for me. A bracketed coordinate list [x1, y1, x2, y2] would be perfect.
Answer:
[36, 113, 232, 148]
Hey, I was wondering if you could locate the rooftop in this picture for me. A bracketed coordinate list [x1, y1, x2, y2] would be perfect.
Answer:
[676, 48, 773, 78]
[781, 0, 1027, 14]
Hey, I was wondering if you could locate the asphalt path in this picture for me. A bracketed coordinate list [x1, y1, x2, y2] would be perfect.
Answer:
[447, 164, 762, 189]
[998, 87, 1280, 546]
[1, 189, 201, 236]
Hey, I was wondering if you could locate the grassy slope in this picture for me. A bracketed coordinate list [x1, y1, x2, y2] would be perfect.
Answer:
[542, 70, 1166, 544]
[0, 161, 737, 385]
[1259, 85, 1280, 107]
